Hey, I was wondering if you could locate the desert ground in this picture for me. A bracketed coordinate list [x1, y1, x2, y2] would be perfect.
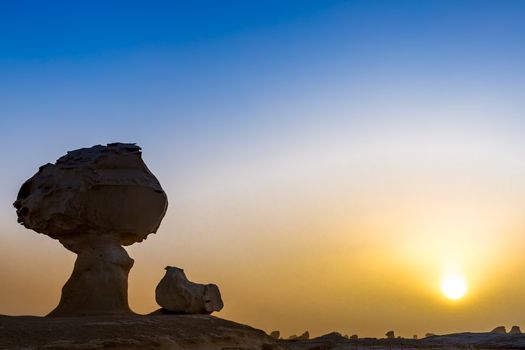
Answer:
[2, 313, 525, 350]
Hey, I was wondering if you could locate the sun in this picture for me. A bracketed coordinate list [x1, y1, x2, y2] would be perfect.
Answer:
[441, 275, 467, 300]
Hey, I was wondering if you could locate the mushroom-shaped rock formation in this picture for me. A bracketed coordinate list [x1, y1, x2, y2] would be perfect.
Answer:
[13, 143, 168, 316]
[385, 331, 395, 339]
[155, 266, 224, 314]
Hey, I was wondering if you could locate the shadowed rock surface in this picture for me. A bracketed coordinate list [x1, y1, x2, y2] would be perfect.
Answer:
[156, 266, 224, 314]
[279, 331, 525, 350]
[3, 316, 525, 350]
[13, 143, 168, 316]
[0, 314, 280, 350]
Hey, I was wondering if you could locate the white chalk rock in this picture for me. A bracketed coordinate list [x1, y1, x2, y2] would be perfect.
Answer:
[156, 266, 224, 314]
[14, 143, 167, 244]
[14, 143, 168, 316]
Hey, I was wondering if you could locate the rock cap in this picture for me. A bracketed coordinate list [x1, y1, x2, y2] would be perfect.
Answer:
[14, 142, 168, 247]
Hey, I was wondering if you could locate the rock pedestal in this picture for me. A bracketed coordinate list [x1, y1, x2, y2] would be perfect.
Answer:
[48, 236, 135, 316]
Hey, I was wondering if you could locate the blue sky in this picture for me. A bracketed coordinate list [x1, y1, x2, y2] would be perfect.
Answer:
[2, 0, 525, 336]
[2, 0, 524, 165]
[2, 0, 525, 128]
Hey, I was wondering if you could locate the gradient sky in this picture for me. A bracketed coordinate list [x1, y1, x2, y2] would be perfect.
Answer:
[2, 0, 525, 338]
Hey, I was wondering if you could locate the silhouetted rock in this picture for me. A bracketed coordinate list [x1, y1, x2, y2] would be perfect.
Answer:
[296, 331, 309, 340]
[270, 331, 280, 339]
[385, 330, 395, 339]
[315, 332, 344, 341]
[425, 333, 436, 337]
[350, 334, 358, 339]
[413, 335, 418, 339]
[491, 326, 507, 334]
[155, 266, 223, 314]
[13, 143, 168, 316]
[510, 326, 522, 334]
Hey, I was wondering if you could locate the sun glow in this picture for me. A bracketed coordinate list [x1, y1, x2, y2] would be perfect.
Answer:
[441, 275, 467, 300]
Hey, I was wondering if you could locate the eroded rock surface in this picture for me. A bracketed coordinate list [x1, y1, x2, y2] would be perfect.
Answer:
[13, 143, 168, 316]
[156, 266, 224, 314]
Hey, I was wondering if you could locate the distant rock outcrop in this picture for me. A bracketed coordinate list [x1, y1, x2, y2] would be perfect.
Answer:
[491, 326, 507, 334]
[155, 266, 223, 314]
[385, 331, 395, 339]
[270, 331, 280, 339]
[350, 334, 358, 339]
[509, 326, 522, 334]
[13, 143, 168, 316]
[296, 331, 309, 340]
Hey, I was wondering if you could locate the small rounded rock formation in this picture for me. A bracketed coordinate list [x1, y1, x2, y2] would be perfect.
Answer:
[14, 143, 168, 316]
[510, 325, 522, 335]
[269, 331, 280, 339]
[491, 326, 507, 334]
[155, 266, 224, 314]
